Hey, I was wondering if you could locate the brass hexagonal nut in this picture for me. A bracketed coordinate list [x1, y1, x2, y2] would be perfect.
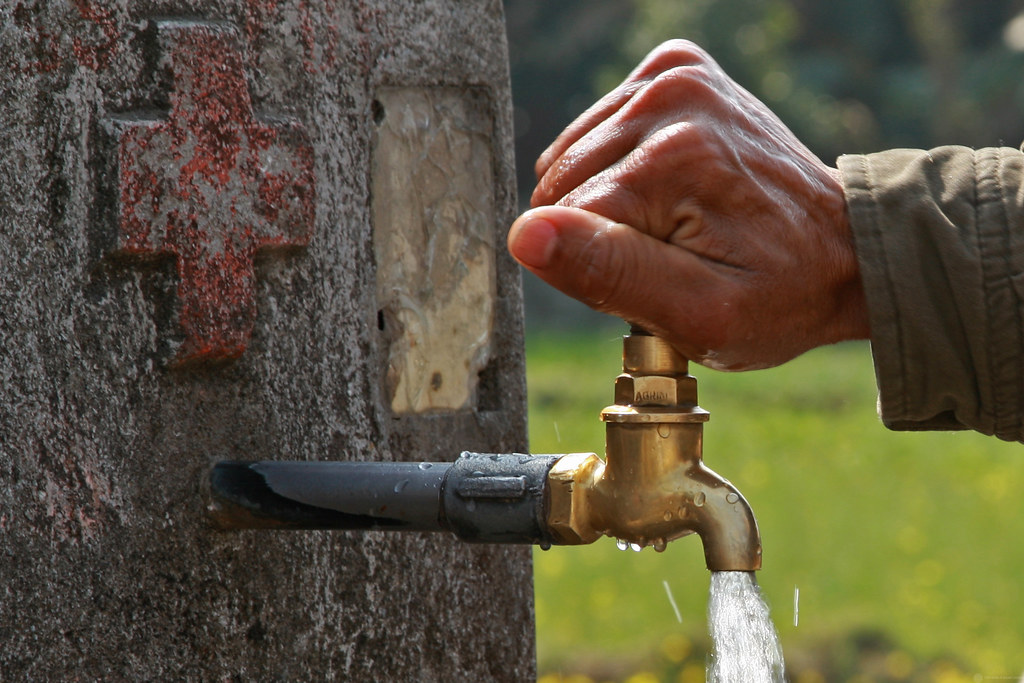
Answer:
[614, 373, 698, 406]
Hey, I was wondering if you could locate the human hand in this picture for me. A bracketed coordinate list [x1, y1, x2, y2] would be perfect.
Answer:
[508, 40, 869, 370]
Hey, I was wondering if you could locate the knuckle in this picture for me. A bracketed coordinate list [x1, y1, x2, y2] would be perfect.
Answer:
[652, 65, 717, 100]
[627, 66, 720, 120]
[643, 39, 711, 72]
[641, 121, 719, 165]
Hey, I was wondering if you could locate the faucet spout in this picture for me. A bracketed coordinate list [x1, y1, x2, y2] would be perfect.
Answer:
[687, 464, 762, 571]
[544, 331, 762, 571]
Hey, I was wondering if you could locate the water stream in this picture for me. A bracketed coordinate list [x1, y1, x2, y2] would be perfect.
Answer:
[707, 571, 786, 683]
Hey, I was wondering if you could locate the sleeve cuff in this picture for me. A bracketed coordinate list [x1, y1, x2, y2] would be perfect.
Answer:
[838, 147, 1024, 441]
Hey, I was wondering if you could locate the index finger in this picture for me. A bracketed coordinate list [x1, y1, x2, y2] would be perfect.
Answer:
[533, 39, 713, 181]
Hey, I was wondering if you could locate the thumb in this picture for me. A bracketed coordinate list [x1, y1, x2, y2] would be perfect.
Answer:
[507, 205, 702, 328]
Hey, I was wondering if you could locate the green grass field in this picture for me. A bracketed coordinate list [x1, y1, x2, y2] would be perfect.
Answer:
[527, 329, 1024, 682]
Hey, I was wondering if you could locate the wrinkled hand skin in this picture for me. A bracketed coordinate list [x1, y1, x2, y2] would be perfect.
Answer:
[510, 40, 869, 370]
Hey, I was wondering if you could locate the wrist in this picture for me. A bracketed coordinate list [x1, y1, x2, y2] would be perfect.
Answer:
[823, 166, 871, 343]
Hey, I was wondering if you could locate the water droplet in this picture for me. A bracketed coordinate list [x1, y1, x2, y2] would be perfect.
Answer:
[538, 541, 552, 551]
[726, 492, 740, 504]
[629, 542, 643, 552]
[616, 539, 629, 551]
[418, 462, 432, 470]
[663, 510, 673, 521]
[694, 492, 706, 507]
[653, 538, 668, 553]
[393, 479, 409, 493]
[657, 424, 671, 438]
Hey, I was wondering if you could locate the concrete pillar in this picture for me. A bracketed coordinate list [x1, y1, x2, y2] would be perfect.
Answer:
[0, 2, 530, 680]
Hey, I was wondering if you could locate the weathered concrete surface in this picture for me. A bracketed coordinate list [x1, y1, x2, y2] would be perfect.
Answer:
[0, 1, 529, 680]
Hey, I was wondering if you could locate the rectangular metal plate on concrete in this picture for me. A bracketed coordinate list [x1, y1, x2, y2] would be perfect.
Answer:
[373, 86, 497, 414]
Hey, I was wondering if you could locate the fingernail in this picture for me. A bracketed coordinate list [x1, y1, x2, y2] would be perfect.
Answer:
[508, 216, 557, 268]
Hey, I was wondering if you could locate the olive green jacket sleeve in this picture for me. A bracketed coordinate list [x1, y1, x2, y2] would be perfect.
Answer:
[838, 146, 1024, 442]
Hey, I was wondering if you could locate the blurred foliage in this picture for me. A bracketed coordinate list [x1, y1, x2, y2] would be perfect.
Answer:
[604, 0, 1024, 160]
[505, 0, 1024, 207]
[527, 331, 1024, 681]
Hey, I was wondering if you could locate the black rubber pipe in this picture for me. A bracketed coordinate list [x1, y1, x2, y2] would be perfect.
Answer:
[209, 452, 561, 546]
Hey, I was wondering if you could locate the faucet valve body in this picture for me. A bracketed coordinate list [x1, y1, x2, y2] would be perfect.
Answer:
[545, 333, 762, 571]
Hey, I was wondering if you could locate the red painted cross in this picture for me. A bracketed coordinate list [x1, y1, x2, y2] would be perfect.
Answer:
[109, 19, 314, 366]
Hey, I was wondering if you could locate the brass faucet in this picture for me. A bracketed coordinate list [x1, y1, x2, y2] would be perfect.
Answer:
[544, 330, 762, 571]
[208, 329, 761, 571]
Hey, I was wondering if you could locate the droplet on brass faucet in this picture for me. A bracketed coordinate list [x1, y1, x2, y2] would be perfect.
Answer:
[694, 492, 706, 507]
[726, 492, 739, 504]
